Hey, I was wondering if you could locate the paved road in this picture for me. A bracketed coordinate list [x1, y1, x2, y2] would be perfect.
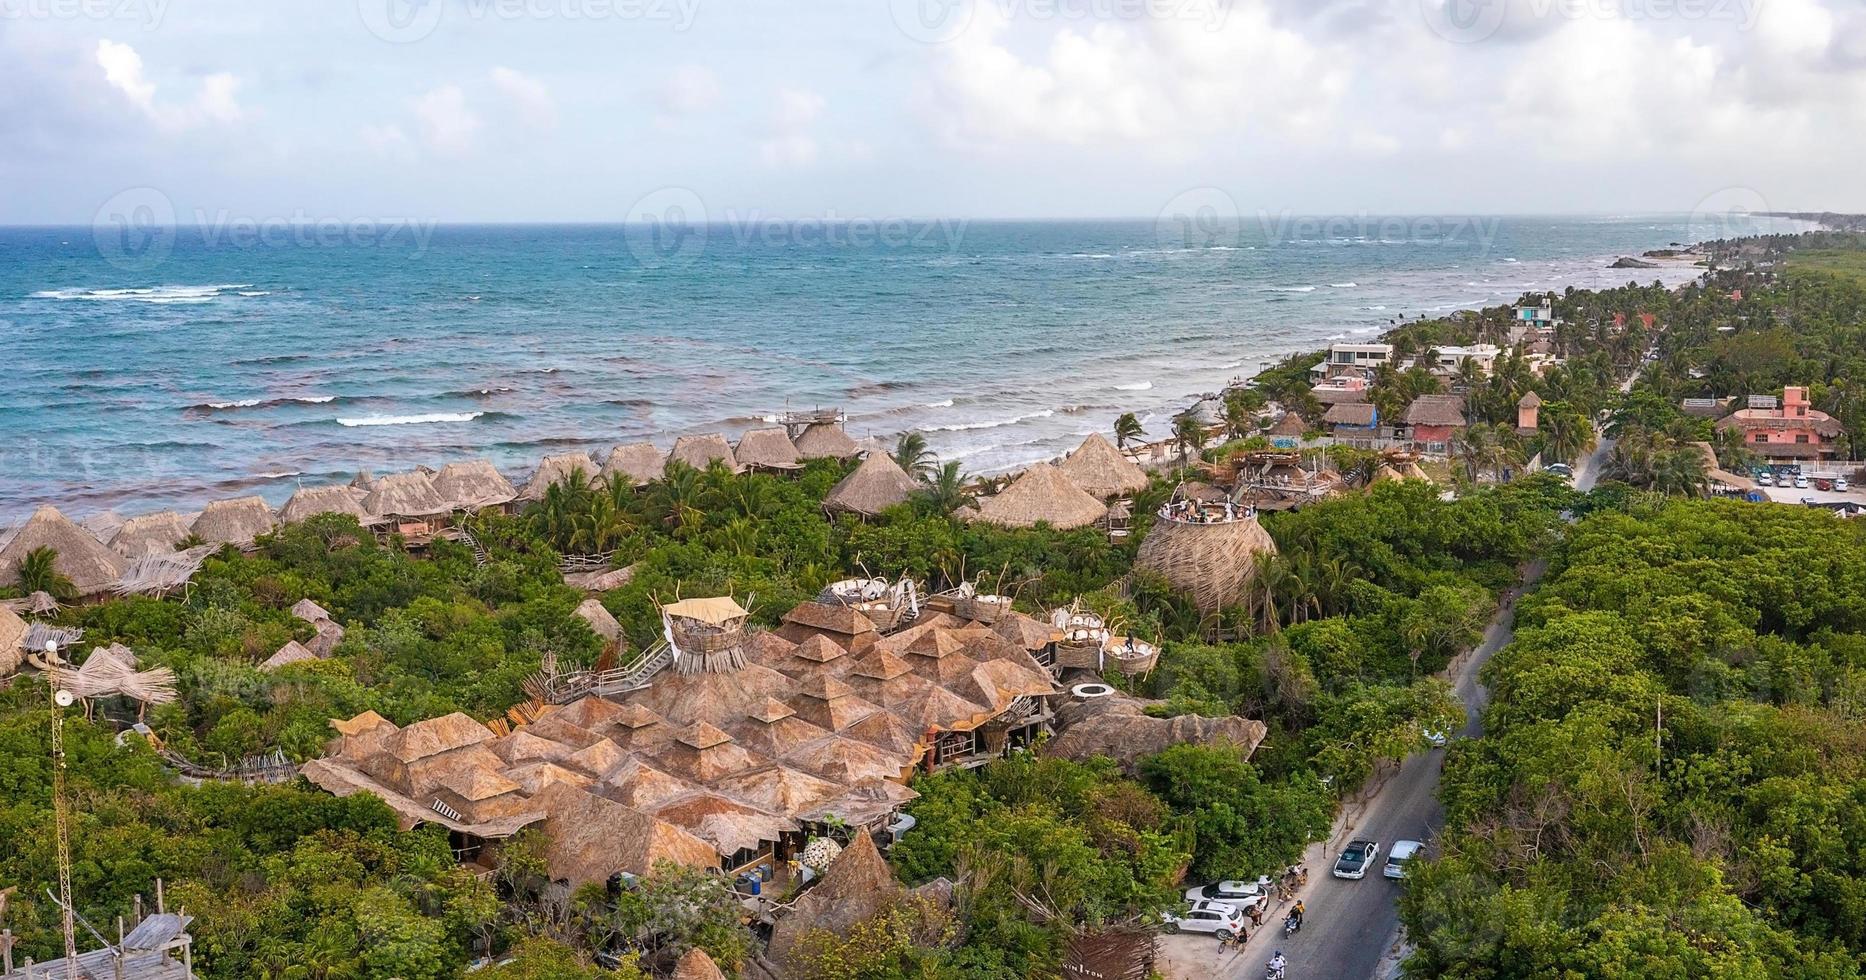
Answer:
[1207, 430, 1614, 980]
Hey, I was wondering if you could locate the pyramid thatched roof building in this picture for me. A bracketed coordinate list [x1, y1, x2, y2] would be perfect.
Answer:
[603, 443, 666, 488]
[767, 833, 904, 968]
[971, 464, 1107, 530]
[432, 460, 518, 512]
[1267, 412, 1310, 439]
[0, 505, 127, 595]
[1, 604, 26, 677]
[823, 453, 919, 518]
[1134, 515, 1277, 613]
[192, 497, 276, 549]
[518, 453, 600, 502]
[793, 423, 858, 460]
[110, 511, 191, 558]
[1056, 432, 1149, 500]
[574, 598, 624, 644]
[260, 640, 319, 671]
[668, 434, 740, 474]
[363, 471, 450, 520]
[280, 485, 374, 525]
[735, 428, 802, 471]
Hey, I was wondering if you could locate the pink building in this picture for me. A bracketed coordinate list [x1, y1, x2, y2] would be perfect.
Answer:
[1717, 386, 1844, 462]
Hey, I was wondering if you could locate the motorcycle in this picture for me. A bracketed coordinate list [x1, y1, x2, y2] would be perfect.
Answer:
[1266, 961, 1287, 980]
[1284, 914, 1299, 938]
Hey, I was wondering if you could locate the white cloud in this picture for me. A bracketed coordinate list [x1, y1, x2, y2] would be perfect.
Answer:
[490, 67, 557, 130]
[759, 87, 826, 168]
[658, 64, 723, 115]
[96, 39, 243, 131]
[412, 85, 481, 155]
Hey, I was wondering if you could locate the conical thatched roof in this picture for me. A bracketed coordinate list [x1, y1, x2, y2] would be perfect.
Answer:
[80, 510, 126, 542]
[823, 453, 920, 518]
[971, 464, 1107, 530]
[110, 511, 190, 558]
[1134, 515, 1277, 613]
[768, 832, 903, 967]
[518, 453, 600, 502]
[793, 423, 859, 460]
[0, 604, 26, 677]
[603, 443, 666, 488]
[192, 496, 277, 549]
[260, 639, 318, 671]
[1056, 432, 1149, 499]
[735, 427, 802, 470]
[0, 505, 127, 595]
[363, 471, 450, 519]
[1267, 412, 1309, 438]
[672, 948, 728, 980]
[280, 485, 374, 525]
[432, 460, 518, 511]
[668, 433, 740, 474]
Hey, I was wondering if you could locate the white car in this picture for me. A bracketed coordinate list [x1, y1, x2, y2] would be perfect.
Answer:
[1184, 880, 1267, 911]
[1839, 477, 1852, 492]
[1757, 472, 1774, 486]
[1333, 839, 1380, 880]
[1162, 900, 1246, 936]
[1795, 475, 1810, 489]
[1423, 728, 1449, 748]
[1384, 840, 1423, 879]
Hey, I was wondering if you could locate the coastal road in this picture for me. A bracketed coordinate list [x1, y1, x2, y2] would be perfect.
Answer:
[1182, 430, 1615, 980]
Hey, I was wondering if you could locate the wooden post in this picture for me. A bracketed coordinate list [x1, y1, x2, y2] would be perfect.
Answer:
[2, 927, 14, 974]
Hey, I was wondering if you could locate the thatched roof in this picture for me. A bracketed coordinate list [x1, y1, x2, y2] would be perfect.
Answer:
[191, 496, 277, 548]
[603, 443, 666, 488]
[1323, 403, 1377, 427]
[736, 428, 803, 470]
[793, 423, 859, 460]
[823, 453, 920, 517]
[1404, 394, 1467, 428]
[0, 605, 25, 677]
[565, 564, 636, 592]
[1056, 433, 1149, 499]
[1267, 412, 1309, 438]
[433, 460, 518, 511]
[0, 505, 127, 595]
[971, 463, 1107, 530]
[260, 640, 319, 671]
[533, 782, 720, 886]
[293, 598, 332, 623]
[1046, 691, 1266, 768]
[79, 510, 126, 542]
[518, 453, 600, 502]
[363, 471, 451, 519]
[668, 433, 740, 474]
[1134, 515, 1277, 613]
[280, 485, 374, 525]
[768, 833, 903, 967]
[1518, 390, 1543, 408]
[672, 948, 728, 980]
[110, 511, 191, 558]
[575, 599, 624, 643]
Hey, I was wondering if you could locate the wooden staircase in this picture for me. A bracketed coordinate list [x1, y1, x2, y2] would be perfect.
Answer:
[542, 641, 675, 704]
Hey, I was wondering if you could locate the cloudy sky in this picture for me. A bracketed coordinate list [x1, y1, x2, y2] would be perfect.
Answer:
[3, 0, 1863, 223]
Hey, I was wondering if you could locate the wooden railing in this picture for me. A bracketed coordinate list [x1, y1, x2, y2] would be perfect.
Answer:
[543, 641, 675, 703]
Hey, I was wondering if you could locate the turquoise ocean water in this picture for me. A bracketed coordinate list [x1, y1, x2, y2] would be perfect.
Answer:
[0, 214, 1812, 524]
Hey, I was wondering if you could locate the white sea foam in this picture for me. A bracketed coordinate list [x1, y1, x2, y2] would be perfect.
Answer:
[926, 409, 1054, 432]
[925, 399, 955, 408]
[1329, 282, 1358, 288]
[337, 412, 484, 427]
[256, 470, 303, 479]
[1263, 286, 1317, 293]
[207, 399, 264, 409]
[1114, 381, 1153, 391]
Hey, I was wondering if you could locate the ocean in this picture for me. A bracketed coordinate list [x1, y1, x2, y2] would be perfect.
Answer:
[0, 213, 1815, 524]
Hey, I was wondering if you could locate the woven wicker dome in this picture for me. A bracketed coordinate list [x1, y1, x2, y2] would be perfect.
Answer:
[603, 442, 666, 488]
[735, 427, 802, 470]
[971, 463, 1107, 530]
[192, 496, 277, 548]
[280, 485, 374, 525]
[667, 433, 740, 474]
[1056, 432, 1149, 499]
[1134, 515, 1278, 613]
[110, 511, 191, 558]
[823, 453, 920, 517]
[518, 453, 600, 502]
[432, 460, 518, 511]
[793, 423, 859, 460]
[363, 471, 450, 519]
[0, 505, 127, 595]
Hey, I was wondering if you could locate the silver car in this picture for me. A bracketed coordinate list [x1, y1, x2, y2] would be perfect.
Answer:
[1384, 839, 1423, 879]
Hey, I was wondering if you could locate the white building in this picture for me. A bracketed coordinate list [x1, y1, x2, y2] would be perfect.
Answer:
[1310, 342, 1395, 380]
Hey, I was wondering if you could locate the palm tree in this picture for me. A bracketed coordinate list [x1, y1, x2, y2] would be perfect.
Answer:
[1114, 412, 1143, 450]
[1651, 446, 1709, 497]
[650, 460, 708, 537]
[1172, 414, 1208, 465]
[17, 546, 76, 600]
[1222, 397, 1254, 441]
[1538, 403, 1595, 465]
[893, 432, 938, 478]
[918, 460, 974, 514]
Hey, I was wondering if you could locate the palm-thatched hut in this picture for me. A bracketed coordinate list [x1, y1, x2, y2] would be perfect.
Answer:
[1056, 433, 1149, 500]
[191, 497, 277, 549]
[110, 511, 191, 558]
[663, 597, 750, 675]
[793, 423, 859, 460]
[280, 485, 374, 525]
[735, 428, 802, 472]
[1, 604, 26, 677]
[0, 505, 128, 596]
[667, 434, 740, 474]
[823, 453, 920, 518]
[432, 460, 518, 512]
[80, 509, 127, 543]
[260, 640, 319, 671]
[1134, 513, 1277, 613]
[575, 598, 624, 646]
[603, 443, 666, 488]
[767, 833, 903, 969]
[362, 471, 451, 523]
[970, 464, 1108, 530]
[518, 453, 601, 502]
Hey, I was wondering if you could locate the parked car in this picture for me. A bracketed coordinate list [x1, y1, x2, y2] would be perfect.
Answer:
[1162, 900, 1246, 935]
[1544, 462, 1574, 481]
[1839, 477, 1852, 492]
[1384, 840, 1423, 879]
[1795, 475, 1810, 489]
[1333, 840, 1380, 880]
[1184, 880, 1267, 911]
[1816, 479, 1833, 491]
[1422, 728, 1449, 748]
[1757, 472, 1774, 486]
